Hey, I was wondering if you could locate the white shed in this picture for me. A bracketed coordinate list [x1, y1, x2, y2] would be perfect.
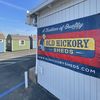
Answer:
[27, 0, 100, 100]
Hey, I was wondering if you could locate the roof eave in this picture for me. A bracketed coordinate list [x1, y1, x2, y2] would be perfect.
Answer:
[29, 0, 56, 16]
[26, 0, 56, 26]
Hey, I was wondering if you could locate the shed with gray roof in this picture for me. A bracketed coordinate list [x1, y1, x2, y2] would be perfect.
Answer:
[6, 34, 30, 51]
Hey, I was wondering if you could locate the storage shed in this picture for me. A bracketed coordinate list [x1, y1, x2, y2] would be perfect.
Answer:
[29, 36, 33, 49]
[6, 34, 30, 51]
[33, 35, 37, 48]
[27, 0, 100, 100]
[0, 33, 5, 53]
[29, 35, 37, 49]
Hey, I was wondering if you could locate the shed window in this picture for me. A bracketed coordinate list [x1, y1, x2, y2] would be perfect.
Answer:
[19, 40, 25, 46]
[0, 39, 3, 42]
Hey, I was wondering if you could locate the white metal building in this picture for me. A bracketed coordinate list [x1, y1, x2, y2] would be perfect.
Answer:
[27, 0, 100, 100]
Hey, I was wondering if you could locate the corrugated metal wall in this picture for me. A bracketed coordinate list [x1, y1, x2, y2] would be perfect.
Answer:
[38, 0, 100, 27]
[37, 0, 100, 100]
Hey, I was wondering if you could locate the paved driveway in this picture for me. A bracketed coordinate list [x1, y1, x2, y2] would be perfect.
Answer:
[0, 49, 36, 61]
[0, 55, 58, 100]
[0, 55, 35, 100]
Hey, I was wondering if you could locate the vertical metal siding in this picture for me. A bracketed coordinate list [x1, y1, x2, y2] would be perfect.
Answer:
[37, 0, 100, 100]
[97, 0, 100, 13]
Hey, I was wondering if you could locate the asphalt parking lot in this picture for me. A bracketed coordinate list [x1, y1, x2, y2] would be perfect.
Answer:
[0, 55, 58, 100]
[0, 49, 36, 61]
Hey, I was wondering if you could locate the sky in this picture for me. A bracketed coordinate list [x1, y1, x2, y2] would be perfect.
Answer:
[0, 0, 44, 36]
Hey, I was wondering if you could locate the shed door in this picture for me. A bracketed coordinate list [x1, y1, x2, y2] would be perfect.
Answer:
[6, 39, 12, 51]
[0, 39, 4, 52]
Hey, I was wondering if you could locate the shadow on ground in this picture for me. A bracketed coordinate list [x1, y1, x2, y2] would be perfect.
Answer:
[2, 81, 58, 100]
[0, 55, 58, 100]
